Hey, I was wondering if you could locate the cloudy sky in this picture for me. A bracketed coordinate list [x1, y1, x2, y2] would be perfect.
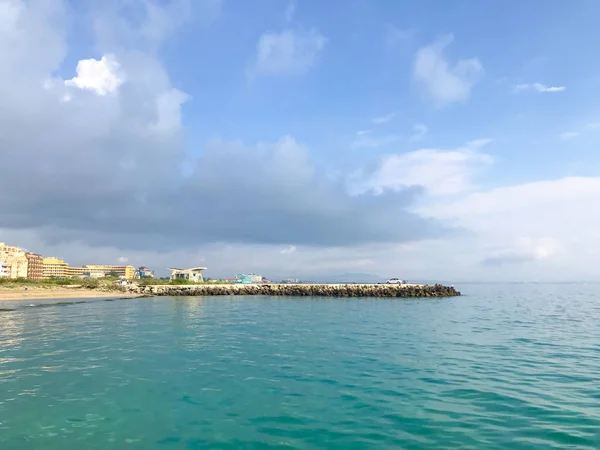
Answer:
[1, 0, 599, 281]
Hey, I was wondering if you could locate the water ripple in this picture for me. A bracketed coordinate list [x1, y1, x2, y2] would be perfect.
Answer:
[0, 285, 599, 449]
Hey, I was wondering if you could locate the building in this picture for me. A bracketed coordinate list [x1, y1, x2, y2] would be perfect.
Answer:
[168, 267, 207, 283]
[25, 253, 43, 280]
[78, 265, 106, 278]
[42, 260, 135, 280]
[221, 277, 240, 283]
[0, 262, 9, 278]
[236, 273, 264, 284]
[66, 266, 86, 278]
[134, 266, 155, 279]
[43, 257, 69, 279]
[81, 265, 135, 281]
[0, 242, 29, 279]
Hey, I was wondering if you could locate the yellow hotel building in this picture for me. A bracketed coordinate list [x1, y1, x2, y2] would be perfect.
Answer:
[42, 257, 69, 279]
[66, 266, 86, 278]
[42, 258, 135, 281]
[82, 265, 135, 281]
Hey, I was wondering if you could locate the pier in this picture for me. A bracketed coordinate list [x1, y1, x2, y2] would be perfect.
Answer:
[126, 283, 461, 298]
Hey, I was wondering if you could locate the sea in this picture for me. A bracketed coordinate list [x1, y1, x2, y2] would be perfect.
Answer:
[0, 283, 599, 449]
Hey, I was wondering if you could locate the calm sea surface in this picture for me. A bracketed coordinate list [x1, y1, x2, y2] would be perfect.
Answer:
[1, 284, 599, 449]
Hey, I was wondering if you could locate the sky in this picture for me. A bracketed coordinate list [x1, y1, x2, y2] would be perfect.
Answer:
[1, 0, 600, 281]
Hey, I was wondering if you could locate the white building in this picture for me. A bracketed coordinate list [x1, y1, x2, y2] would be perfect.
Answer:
[0, 242, 28, 279]
[0, 262, 9, 278]
[168, 267, 207, 283]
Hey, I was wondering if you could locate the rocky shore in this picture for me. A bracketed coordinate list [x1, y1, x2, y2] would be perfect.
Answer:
[125, 283, 460, 298]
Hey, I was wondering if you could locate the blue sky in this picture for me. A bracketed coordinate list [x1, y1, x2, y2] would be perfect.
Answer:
[1, 0, 600, 281]
[62, 0, 600, 175]
[167, 0, 599, 181]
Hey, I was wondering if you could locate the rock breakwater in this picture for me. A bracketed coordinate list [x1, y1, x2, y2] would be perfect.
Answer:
[126, 283, 460, 298]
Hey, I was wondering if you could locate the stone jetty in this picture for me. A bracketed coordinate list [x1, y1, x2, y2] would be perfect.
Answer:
[125, 283, 460, 298]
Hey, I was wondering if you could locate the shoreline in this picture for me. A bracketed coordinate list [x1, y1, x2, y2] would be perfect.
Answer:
[0, 283, 460, 301]
[0, 287, 137, 301]
[128, 283, 461, 298]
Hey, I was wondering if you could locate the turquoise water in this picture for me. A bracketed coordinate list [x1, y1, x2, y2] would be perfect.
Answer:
[1, 284, 599, 449]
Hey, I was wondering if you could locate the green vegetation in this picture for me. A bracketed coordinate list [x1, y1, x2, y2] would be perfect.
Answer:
[136, 277, 228, 286]
[0, 276, 228, 289]
[135, 278, 196, 286]
[170, 278, 196, 285]
[0, 277, 124, 291]
[134, 277, 172, 286]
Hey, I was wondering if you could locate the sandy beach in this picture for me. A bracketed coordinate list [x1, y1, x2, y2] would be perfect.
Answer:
[0, 287, 139, 301]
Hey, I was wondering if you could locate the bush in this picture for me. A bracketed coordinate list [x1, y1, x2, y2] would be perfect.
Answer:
[79, 278, 100, 289]
[136, 278, 165, 286]
[0, 276, 123, 291]
[42, 278, 75, 286]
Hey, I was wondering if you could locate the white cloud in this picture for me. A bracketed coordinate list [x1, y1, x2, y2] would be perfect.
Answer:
[118, 256, 129, 263]
[356, 129, 371, 136]
[154, 88, 190, 132]
[514, 82, 565, 93]
[425, 176, 600, 220]
[418, 176, 600, 278]
[559, 131, 579, 140]
[413, 34, 483, 107]
[483, 237, 560, 266]
[65, 54, 124, 96]
[372, 112, 395, 124]
[351, 134, 401, 149]
[410, 123, 428, 142]
[0, 0, 22, 32]
[586, 122, 600, 129]
[364, 139, 493, 196]
[280, 245, 296, 254]
[467, 138, 493, 148]
[250, 27, 326, 77]
[93, 0, 221, 50]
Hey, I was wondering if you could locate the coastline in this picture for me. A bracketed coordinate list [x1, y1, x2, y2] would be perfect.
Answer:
[127, 283, 461, 298]
[0, 287, 138, 301]
[0, 283, 460, 301]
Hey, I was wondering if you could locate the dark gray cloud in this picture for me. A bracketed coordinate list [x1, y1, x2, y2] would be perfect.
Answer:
[0, 0, 448, 252]
[1, 133, 447, 250]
